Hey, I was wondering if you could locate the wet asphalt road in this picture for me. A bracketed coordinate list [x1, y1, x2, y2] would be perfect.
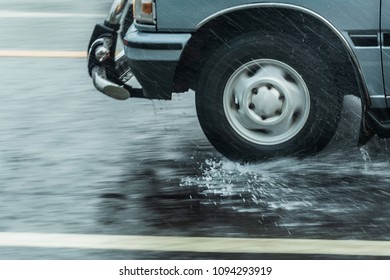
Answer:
[2, 1, 390, 259]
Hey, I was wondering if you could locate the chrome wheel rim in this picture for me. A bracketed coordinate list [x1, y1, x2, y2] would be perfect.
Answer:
[223, 59, 311, 145]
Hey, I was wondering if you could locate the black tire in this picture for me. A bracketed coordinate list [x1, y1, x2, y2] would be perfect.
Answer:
[196, 32, 343, 162]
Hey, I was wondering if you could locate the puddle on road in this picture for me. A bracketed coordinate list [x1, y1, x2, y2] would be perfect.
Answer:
[176, 145, 390, 239]
[175, 95, 390, 239]
[95, 94, 390, 240]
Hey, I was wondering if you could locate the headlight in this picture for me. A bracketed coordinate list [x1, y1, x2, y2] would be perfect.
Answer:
[133, 0, 156, 25]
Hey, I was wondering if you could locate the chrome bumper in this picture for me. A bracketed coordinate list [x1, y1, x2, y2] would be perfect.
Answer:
[88, 0, 145, 100]
[91, 66, 130, 100]
[106, 0, 130, 27]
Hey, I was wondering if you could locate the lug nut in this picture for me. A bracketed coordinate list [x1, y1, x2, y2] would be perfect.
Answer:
[252, 88, 258, 94]
[249, 103, 256, 109]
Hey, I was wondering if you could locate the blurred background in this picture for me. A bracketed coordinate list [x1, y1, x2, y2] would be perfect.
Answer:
[1, 0, 390, 259]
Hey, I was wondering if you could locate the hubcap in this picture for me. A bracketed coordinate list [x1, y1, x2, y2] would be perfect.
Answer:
[223, 59, 310, 145]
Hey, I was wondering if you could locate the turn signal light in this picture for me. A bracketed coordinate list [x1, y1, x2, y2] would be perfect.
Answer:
[142, 2, 153, 15]
[133, 0, 155, 25]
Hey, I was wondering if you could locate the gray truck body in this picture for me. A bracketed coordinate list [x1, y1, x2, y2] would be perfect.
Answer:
[87, 0, 390, 160]
[126, 0, 387, 108]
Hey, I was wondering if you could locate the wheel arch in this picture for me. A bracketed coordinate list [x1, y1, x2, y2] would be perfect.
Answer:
[173, 4, 370, 107]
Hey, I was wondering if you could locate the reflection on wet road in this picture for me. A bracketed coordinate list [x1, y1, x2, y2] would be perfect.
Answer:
[1, 1, 390, 259]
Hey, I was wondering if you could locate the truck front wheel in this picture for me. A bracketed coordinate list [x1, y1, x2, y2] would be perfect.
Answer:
[195, 32, 343, 161]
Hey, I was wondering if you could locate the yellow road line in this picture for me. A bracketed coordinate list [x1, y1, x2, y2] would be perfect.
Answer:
[0, 50, 87, 58]
[0, 232, 389, 256]
[0, 10, 105, 19]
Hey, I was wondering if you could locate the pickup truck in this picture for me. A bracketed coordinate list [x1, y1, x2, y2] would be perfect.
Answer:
[88, 0, 390, 161]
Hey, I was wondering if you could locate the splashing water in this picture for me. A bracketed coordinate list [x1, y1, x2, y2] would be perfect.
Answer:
[181, 95, 390, 221]
[181, 143, 390, 215]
